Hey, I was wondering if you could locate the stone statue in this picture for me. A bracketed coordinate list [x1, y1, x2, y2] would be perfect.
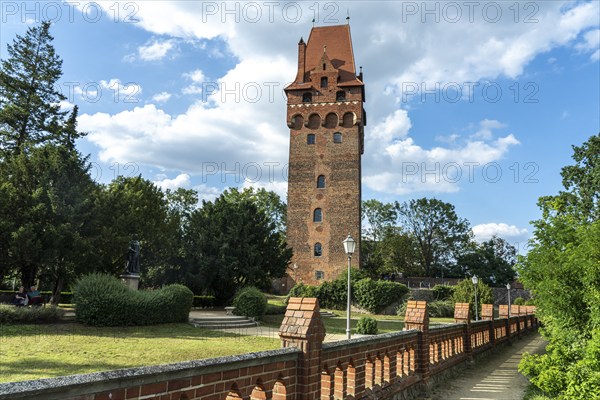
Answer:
[125, 240, 140, 275]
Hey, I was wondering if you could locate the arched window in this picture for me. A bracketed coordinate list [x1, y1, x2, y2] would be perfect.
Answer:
[321, 77, 328, 88]
[313, 208, 322, 222]
[307, 134, 316, 145]
[291, 114, 303, 130]
[302, 92, 312, 103]
[324, 112, 338, 129]
[333, 132, 342, 143]
[314, 243, 322, 257]
[317, 175, 325, 188]
[336, 91, 346, 101]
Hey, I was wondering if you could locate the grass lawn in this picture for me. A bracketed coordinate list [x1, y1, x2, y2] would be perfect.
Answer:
[0, 323, 279, 383]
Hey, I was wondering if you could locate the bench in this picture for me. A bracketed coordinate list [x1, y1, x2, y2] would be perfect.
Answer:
[224, 306, 235, 315]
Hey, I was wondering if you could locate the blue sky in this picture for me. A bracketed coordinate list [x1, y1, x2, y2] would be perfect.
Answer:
[1, 1, 599, 252]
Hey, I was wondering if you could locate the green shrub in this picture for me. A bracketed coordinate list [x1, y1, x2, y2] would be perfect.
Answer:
[0, 304, 64, 324]
[285, 283, 319, 304]
[317, 279, 348, 310]
[73, 273, 193, 326]
[524, 299, 536, 306]
[232, 287, 267, 319]
[354, 278, 409, 313]
[428, 300, 455, 318]
[356, 316, 378, 334]
[396, 301, 408, 317]
[265, 304, 286, 315]
[432, 285, 455, 301]
[193, 295, 215, 308]
[514, 297, 525, 305]
[451, 278, 493, 320]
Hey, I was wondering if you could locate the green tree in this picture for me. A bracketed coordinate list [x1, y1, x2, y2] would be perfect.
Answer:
[0, 145, 97, 297]
[517, 134, 600, 398]
[0, 21, 82, 156]
[185, 188, 292, 304]
[456, 236, 517, 285]
[361, 200, 399, 277]
[221, 187, 287, 234]
[143, 188, 199, 287]
[92, 176, 171, 278]
[396, 198, 472, 277]
[451, 278, 493, 320]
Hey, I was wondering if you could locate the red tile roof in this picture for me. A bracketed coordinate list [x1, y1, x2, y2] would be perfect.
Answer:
[288, 24, 363, 89]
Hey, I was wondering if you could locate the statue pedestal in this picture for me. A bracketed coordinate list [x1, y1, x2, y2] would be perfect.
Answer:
[120, 274, 140, 290]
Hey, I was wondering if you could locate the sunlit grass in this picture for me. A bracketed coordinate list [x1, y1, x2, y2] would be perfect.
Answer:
[0, 323, 279, 383]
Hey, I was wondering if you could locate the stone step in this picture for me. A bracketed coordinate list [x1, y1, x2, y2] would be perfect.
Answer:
[320, 311, 337, 317]
[189, 316, 258, 330]
[190, 316, 250, 323]
[191, 321, 259, 329]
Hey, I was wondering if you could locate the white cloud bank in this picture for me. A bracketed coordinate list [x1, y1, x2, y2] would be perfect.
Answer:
[78, 0, 598, 195]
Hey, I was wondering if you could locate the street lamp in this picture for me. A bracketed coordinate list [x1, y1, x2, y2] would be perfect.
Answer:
[506, 282, 511, 318]
[343, 234, 356, 340]
[472, 275, 479, 321]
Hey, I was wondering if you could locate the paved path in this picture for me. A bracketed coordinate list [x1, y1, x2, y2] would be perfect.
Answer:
[423, 334, 546, 400]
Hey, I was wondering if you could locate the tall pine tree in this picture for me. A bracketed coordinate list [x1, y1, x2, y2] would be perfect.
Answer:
[0, 21, 83, 156]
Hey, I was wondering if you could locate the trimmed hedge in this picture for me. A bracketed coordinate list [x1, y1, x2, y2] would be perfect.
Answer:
[357, 316, 378, 334]
[73, 273, 193, 327]
[354, 278, 409, 314]
[0, 304, 64, 324]
[287, 278, 409, 313]
[232, 286, 267, 320]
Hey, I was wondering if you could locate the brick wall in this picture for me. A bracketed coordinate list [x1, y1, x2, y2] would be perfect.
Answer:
[0, 300, 537, 400]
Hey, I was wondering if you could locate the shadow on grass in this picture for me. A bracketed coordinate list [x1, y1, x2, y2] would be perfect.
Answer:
[0, 358, 131, 380]
[0, 323, 276, 341]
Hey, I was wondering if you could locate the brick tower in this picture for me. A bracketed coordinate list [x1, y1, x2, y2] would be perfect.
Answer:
[284, 24, 365, 287]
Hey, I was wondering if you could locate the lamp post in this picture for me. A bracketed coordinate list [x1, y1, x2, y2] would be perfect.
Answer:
[506, 282, 511, 318]
[343, 234, 356, 340]
[472, 276, 479, 321]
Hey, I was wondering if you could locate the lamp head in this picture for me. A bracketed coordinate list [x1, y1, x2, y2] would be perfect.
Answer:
[506, 283, 511, 290]
[471, 276, 479, 285]
[343, 234, 356, 256]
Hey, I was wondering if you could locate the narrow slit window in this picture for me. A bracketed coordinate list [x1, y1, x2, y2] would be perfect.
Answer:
[313, 208, 322, 222]
[314, 243, 322, 257]
[321, 77, 328, 88]
[317, 175, 325, 188]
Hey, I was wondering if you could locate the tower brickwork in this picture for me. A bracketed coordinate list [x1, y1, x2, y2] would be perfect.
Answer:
[285, 25, 365, 287]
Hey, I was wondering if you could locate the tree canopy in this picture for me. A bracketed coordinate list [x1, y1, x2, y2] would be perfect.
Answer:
[517, 134, 600, 398]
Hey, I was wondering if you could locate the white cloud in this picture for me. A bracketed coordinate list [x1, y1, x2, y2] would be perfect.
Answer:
[576, 29, 600, 61]
[363, 115, 520, 195]
[182, 69, 207, 95]
[79, 0, 597, 197]
[154, 173, 191, 191]
[194, 184, 222, 203]
[184, 69, 206, 83]
[472, 223, 529, 242]
[152, 92, 172, 103]
[138, 39, 175, 61]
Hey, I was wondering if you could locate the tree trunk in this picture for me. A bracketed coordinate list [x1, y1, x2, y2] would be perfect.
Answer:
[50, 276, 64, 305]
